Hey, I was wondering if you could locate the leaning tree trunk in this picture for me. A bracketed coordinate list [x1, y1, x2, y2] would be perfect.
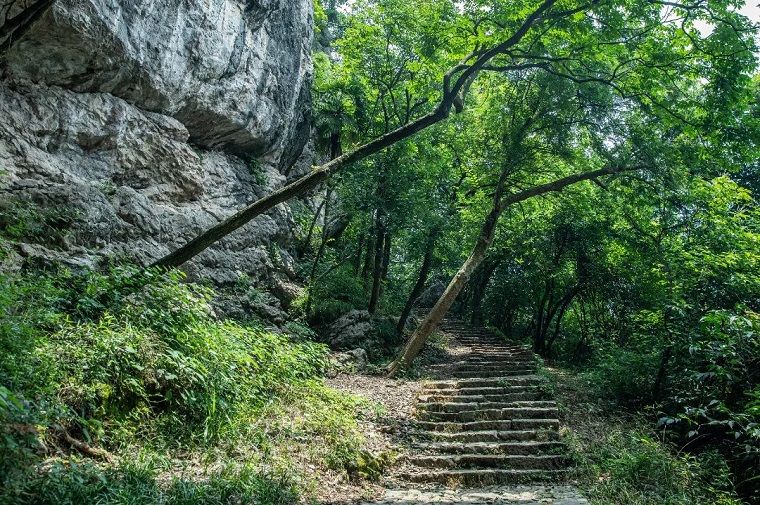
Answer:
[148, 1, 557, 269]
[387, 202, 503, 375]
[387, 165, 627, 375]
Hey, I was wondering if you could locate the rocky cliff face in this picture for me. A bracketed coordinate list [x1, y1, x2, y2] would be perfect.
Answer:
[0, 0, 314, 285]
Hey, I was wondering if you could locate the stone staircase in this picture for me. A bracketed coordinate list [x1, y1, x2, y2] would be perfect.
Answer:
[399, 319, 568, 486]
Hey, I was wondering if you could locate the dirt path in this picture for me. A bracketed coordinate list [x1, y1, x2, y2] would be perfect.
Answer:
[326, 319, 588, 504]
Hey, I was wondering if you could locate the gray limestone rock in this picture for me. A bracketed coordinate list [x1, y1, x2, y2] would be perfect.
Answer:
[326, 310, 376, 350]
[2, 0, 313, 159]
[0, 0, 315, 286]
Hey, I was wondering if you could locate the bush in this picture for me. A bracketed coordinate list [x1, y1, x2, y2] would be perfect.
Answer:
[3, 458, 299, 505]
[305, 266, 366, 325]
[582, 342, 659, 407]
[577, 429, 741, 505]
[0, 266, 360, 503]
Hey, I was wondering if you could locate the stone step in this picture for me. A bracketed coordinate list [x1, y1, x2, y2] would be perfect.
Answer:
[431, 361, 535, 370]
[453, 335, 508, 342]
[411, 429, 560, 443]
[411, 440, 565, 455]
[419, 401, 556, 413]
[418, 407, 558, 423]
[423, 386, 543, 398]
[467, 344, 533, 352]
[463, 353, 533, 359]
[457, 361, 534, 368]
[418, 391, 545, 403]
[457, 356, 534, 361]
[414, 418, 560, 432]
[454, 366, 536, 374]
[452, 369, 536, 378]
[399, 468, 568, 485]
[424, 376, 541, 389]
[408, 453, 566, 470]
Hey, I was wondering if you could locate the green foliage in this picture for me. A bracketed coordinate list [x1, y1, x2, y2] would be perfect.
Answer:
[4, 458, 299, 505]
[305, 265, 366, 324]
[0, 266, 371, 503]
[0, 200, 79, 248]
[246, 157, 268, 187]
[577, 430, 742, 505]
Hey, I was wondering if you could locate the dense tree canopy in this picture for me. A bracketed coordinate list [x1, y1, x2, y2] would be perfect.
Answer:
[293, 0, 760, 499]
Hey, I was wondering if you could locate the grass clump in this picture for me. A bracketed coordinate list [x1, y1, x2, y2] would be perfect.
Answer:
[572, 428, 741, 505]
[0, 265, 372, 504]
[548, 367, 742, 505]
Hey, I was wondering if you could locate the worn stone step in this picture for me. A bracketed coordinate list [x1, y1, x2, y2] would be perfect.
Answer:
[399, 468, 568, 485]
[452, 369, 536, 378]
[463, 350, 529, 354]
[458, 356, 534, 362]
[430, 360, 534, 369]
[454, 337, 508, 344]
[424, 376, 541, 389]
[463, 353, 533, 359]
[408, 453, 566, 470]
[457, 361, 534, 369]
[418, 391, 544, 403]
[415, 418, 560, 432]
[419, 401, 557, 413]
[411, 440, 565, 455]
[454, 366, 536, 374]
[423, 386, 544, 398]
[411, 429, 560, 443]
[418, 407, 558, 423]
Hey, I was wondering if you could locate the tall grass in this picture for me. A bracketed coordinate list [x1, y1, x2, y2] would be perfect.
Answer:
[0, 266, 370, 504]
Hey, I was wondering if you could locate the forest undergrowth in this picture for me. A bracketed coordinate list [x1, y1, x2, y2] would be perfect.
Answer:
[0, 261, 383, 504]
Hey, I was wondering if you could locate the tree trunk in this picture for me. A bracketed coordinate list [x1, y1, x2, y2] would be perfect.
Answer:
[653, 345, 673, 400]
[353, 231, 366, 274]
[533, 280, 554, 355]
[470, 258, 499, 325]
[149, 1, 556, 269]
[396, 234, 436, 338]
[379, 229, 392, 299]
[305, 185, 333, 313]
[368, 213, 386, 314]
[387, 165, 627, 375]
[299, 197, 327, 259]
[545, 289, 577, 357]
[388, 201, 503, 375]
[361, 228, 375, 282]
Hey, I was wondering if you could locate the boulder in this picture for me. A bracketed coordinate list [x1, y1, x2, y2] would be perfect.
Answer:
[331, 348, 369, 373]
[326, 310, 375, 350]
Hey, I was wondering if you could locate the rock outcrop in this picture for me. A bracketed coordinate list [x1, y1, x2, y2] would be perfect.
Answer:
[0, 0, 314, 285]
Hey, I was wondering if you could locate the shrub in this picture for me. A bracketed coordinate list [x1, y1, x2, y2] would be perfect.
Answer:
[0, 265, 374, 503]
[576, 428, 741, 505]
